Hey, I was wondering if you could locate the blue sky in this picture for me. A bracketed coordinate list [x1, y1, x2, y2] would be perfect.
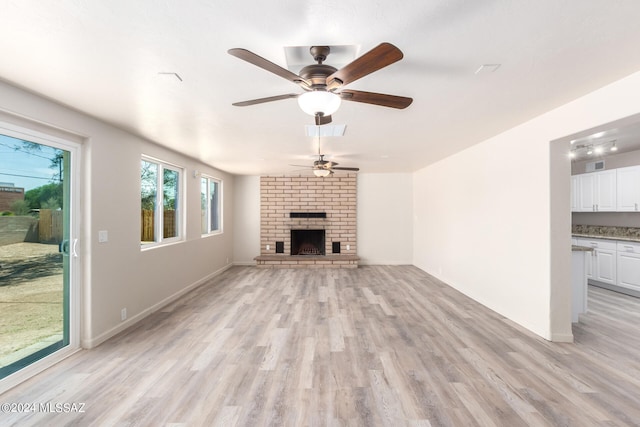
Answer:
[0, 134, 62, 191]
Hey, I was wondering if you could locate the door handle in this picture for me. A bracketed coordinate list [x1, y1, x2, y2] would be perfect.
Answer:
[72, 238, 79, 258]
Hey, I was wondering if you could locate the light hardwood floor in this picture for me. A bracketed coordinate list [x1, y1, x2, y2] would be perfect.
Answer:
[2, 266, 640, 426]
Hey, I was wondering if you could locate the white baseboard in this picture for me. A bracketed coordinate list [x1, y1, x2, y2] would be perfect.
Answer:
[81, 263, 233, 349]
[550, 332, 574, 343]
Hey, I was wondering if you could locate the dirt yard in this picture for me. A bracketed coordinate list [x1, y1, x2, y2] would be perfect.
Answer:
[0, 242, 63, 365]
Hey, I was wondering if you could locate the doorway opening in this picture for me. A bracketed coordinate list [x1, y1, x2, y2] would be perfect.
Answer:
[0, 122, 80, 387]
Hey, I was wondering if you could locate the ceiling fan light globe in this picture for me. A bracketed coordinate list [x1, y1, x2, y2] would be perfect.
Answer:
[313, 168, 332, 177]
[298, 91, 341, 117]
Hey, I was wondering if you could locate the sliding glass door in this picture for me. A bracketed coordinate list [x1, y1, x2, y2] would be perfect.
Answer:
[0, 128, 77, 381]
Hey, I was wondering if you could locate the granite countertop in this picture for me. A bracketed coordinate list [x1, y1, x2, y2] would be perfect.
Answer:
[572, 225, 640, 243]
[571, 245, 594, 252]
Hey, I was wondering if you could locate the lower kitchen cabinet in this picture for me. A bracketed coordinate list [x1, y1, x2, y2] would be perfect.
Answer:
[617, 241, 640, 291]
[576, 238, 617, 285]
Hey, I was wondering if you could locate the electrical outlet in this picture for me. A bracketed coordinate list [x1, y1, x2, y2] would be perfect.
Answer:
[121, 308, 127, 321]
[266, 244, 270, 250]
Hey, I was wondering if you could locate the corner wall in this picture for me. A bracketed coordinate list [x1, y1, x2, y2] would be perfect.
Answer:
[0, 80, 235, 348]
[357, 173, 413, 265]
[413, 70, 640, 340]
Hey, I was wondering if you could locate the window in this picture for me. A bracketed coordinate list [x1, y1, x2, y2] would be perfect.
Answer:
[141, 157, 182, 246]
[201, 176, 222, 235]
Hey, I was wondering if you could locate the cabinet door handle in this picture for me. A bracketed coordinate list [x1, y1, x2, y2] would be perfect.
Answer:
[624, 245, 635, 252]
[635, 203, 638, 211]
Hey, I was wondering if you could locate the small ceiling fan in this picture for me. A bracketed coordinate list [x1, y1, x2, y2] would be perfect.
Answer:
[228, 43, 413, 125]
[290, 127, 360, 177]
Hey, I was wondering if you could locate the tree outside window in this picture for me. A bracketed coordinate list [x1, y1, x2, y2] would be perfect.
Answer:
[141, 158, 181, 245]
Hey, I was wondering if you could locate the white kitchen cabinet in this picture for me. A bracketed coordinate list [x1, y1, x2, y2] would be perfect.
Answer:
[571, 175, 580, 212]
[616, 165, 640, 211]
[594, 169, 617, 211]
[595, 244, 617, 285]
[576, 238, 595, 279]
[616, 242, 640, 291]
[576, 238, 616, 284]
[572, 169, 617, 212]
[577, 173, 596, 211]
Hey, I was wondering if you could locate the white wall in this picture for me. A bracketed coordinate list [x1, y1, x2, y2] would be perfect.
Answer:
[357, 173, 413, 264]
[413, 70, 640, 341]
[232, 175, 260, 264]
[0, 80, 235, 348]
[231, 173, 414, 265]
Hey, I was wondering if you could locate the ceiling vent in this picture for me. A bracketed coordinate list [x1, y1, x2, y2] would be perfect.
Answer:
[585, 160, 605, 172]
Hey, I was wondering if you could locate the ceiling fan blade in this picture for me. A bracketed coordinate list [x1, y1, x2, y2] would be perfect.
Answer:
[326, 42, 403, 88]
[289, 164, 314, 168]
[332, 167, 360, 171]
[315, 114, 332, 125]
[339, 89, 413, 109]
[232, 93, 299, 106]
[228, 48, 311, 88]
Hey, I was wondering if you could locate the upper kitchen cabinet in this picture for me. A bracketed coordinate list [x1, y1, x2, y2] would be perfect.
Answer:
[571, 175, 580, 212]
[616, 165, 640, 211]
[574, 169, 617, 212]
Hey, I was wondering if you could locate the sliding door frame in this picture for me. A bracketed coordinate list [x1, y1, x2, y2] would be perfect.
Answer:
[0, 120, 82, 393]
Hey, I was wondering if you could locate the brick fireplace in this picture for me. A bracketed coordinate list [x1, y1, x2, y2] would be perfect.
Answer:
[254, 174, 359, 268]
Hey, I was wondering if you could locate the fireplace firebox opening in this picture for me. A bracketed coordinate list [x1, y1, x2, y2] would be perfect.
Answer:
[291, 229, 325, 255]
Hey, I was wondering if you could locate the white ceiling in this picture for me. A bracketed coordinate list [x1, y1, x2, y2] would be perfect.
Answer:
[2, 1, 640, 175]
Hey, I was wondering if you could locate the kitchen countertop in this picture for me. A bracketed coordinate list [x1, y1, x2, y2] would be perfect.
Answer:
[572, 233, 640, 243]
[572, 245, 594, 252]
[571, 225, 640, 243]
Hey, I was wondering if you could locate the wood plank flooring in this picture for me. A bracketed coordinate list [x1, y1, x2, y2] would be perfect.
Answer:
[1, 266, 640, 426]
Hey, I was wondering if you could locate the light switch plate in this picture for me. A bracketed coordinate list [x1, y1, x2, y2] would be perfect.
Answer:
[98, 230, 108, 243]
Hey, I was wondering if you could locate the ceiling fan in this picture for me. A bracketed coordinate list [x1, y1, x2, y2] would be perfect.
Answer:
[290, 127, 360, 177]
[228, 43, 413, 125]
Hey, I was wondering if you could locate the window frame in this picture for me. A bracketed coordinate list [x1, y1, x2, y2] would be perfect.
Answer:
[140, 155, 184, 249]
[200, 175, 223, 236]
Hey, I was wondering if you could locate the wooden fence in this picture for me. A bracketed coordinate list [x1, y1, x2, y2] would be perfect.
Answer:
[141, 209, 176, 242]
[39, 209, 63, 243]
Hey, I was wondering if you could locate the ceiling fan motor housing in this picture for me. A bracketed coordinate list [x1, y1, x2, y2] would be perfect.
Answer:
[299, 63, 338, 89]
